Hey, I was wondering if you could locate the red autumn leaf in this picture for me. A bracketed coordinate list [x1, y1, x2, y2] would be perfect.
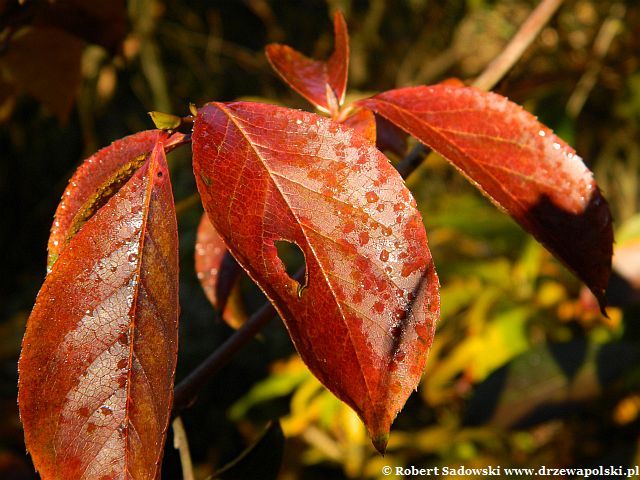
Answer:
[266, 11, 348, 116]
[195, 213, 247, 329]
[18, 142, 179, 479]
[47, 130, 188, 270]
[192, 101, 440, 451]
[47, 130, 165, 269]
[341, 107, 376, 144]
[358, 85, 613, 308]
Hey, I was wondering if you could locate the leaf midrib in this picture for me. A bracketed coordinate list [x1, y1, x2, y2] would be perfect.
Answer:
[215, 103, 376, 406]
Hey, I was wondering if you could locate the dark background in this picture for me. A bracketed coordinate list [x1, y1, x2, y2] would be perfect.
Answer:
[1, 1, 639, 478]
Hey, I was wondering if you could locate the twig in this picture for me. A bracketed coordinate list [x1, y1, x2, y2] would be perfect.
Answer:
[395, 143, 430, 179]
[171, 0, 565, 416]
[172, 416, 195, 480]
[566, 3, 625, 118]
[396, 0, 565, 180]
[172, 297, 279, 417]
[472, 0, 565, 92]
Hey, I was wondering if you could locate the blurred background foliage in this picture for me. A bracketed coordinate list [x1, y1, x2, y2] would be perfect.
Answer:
[1, 0, 639, 478]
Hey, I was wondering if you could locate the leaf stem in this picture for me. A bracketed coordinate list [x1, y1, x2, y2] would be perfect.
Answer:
[395, 0, 565, 179]
[472, 0, 564, 92]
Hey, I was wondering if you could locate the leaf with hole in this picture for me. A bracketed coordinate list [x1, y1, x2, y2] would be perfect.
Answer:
[18, 142, 179, 479]
[266, 11, 349, 116]
[192, 101, 439, 452]
[358, 85, 613, 309]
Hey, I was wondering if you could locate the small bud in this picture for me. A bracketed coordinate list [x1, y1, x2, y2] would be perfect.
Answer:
[148, 111, 181, 131]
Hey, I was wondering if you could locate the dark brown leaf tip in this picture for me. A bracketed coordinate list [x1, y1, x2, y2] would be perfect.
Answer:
[373, 433, 389, 455]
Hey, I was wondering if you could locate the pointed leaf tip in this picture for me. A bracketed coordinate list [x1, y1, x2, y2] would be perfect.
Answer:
[373, 433, 389, 455]
[265, 10, 349, 114]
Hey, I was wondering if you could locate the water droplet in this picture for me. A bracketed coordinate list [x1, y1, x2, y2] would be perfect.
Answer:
[407, 292, 416, 301]
[358, 231, 369, 246]
[117, 358, 128, 369]
[390, 325, 402, 337]
[415, 324, 429, 339]
[53, 240, 59, 247]
[394, 309, 407, 321]
[382, 226, 392, 236]
[376, 204, 385, 212]
[394, 350, 406, 362]
[401, 264, 414, 277]
[128, 253, 138, 262]
[110, 266, 117, 273]
[379, 249, 389, 262]
[538, 130, 546, 137]
[553, 142, 561, 150]
[342, 221, 355, 234]
[100, 405, 113, 416]
[393, 203, 405, 212]
[85, 309, 91, 315]
[366, 191, 379, 203]
[196, 271, 205, 280]
[296, 119, 302, 125]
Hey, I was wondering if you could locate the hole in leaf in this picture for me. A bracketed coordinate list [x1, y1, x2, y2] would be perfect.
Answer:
[274, 240, 307, 295]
